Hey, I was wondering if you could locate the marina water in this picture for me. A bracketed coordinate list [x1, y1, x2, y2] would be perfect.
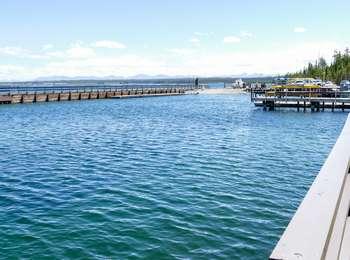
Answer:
[0, 93, 347, 259]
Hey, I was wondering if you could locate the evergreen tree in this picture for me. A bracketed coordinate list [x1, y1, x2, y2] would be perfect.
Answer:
[287, 49, 350, 84]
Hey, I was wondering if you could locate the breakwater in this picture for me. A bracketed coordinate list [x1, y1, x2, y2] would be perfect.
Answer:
[0, 84, 202, 105]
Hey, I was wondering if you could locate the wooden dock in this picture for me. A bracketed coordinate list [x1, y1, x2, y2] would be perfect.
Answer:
[251, 89, 350, 112]
[0, 84, 203, 105]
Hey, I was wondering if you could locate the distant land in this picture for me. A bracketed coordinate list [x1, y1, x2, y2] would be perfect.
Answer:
[33, 73, 271, 82]
[0, 74, 276, 86]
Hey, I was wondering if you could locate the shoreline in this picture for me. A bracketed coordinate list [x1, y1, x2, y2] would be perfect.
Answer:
[197, 88, 246, 95]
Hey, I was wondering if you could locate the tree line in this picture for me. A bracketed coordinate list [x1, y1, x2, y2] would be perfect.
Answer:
[286, 49, 350, 84]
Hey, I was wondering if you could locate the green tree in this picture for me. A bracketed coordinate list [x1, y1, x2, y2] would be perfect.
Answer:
[287, 49, 350, 84]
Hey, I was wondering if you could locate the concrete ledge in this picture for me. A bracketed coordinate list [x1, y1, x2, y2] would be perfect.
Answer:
[80, 92, 90, 99]
[98, 92, 106, 99]
[90, 92, 98, 99]
[47, 93, 59, 102]
[11, 95, 22, 103]
[70, 93, 80, 100]
[0, 95, 11, 104]
[22, 94, 35, 103]
[59, 93, 70, 101]
[106, 91, 115, 98]
[36, 94, 48, 102]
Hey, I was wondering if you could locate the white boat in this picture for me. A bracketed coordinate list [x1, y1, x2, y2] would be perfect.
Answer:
[231, 79, 245, 88]
[322, 81, 338, 90]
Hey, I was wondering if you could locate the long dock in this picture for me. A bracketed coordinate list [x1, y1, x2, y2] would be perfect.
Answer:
[270, 114, 350, 260]
[0, 84, 203, 105]
[251, 89, 350, 112]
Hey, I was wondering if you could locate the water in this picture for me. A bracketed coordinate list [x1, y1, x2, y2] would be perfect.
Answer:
[0, 94, 347, 259]
[207, 82, 225, 88]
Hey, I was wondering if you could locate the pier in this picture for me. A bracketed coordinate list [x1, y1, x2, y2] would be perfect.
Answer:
[270, 114, 350, 260]
[251, 89, 350, 112]
[0, 84, 203, 105]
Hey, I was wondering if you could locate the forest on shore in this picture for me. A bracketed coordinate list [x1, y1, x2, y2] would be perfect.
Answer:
[287, 49, 350, 84]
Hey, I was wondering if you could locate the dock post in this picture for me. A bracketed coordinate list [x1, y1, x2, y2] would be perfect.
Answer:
[303, 101, 306, 112]
[297, 101, 300, 112]
[266, 100, 275, 111]
[322, 101, 325, 112]
[332, 102, 334, 112]
[342, 102, 345, 112]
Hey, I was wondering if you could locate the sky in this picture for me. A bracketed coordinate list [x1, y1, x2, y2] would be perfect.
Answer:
[0, 0, 349, 81]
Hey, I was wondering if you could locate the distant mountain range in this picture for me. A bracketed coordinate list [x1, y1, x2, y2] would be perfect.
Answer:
[34, 74, 194, 81]
[34, 73, 272, 82]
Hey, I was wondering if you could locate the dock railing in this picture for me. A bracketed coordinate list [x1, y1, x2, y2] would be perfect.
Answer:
[270, 114, 350, 260]
[0, 83, 205, 96]
[0, 83, 207, 105]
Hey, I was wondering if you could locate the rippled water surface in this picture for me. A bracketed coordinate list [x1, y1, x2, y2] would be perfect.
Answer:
[0, 94, 347, 259]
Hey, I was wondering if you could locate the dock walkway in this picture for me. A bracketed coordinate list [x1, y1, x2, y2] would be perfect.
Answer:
[0, 84, 203, 105]
[251, 89, 350, 112]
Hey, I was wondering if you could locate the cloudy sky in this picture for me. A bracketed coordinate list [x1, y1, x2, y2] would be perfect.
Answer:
[0, 0, 349, 80]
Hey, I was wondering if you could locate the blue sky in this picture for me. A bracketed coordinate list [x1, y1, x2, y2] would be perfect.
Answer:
[0, 0, 349, 80]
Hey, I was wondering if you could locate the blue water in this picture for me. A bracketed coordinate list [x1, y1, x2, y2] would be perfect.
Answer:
[208, 82, 225, 88]
[0, 94, 347, 259]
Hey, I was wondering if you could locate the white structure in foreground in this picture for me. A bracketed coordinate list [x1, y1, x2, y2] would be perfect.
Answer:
[270, 114, 350, 260]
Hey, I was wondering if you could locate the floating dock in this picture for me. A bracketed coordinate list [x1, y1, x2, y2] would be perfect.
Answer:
[251, 89, 350, 112]
[0, 84, 203, 105]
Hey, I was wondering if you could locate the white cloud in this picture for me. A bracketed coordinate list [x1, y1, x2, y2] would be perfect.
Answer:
[0, 46, 45, 59]
[45, 51, 65, 58]
[0, 46, 25, 56]
[66, 44, 96, 59]
[0, 40, 346, 81]
[42, 44, 54, 50]
[0, 43, 96, 60]
[92, 40, 126, 49]
[294, 27, 307, 33]
[194, 32, 213, 37]
[0, 65, 28, 81]
[223, 36, 241, 43]
[189, 37, 200, 44]
[46, 43, 96, 59]
[240, 31, 253, 38]
[180, 41, 340, 76]
[167, 48, 195, 55]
